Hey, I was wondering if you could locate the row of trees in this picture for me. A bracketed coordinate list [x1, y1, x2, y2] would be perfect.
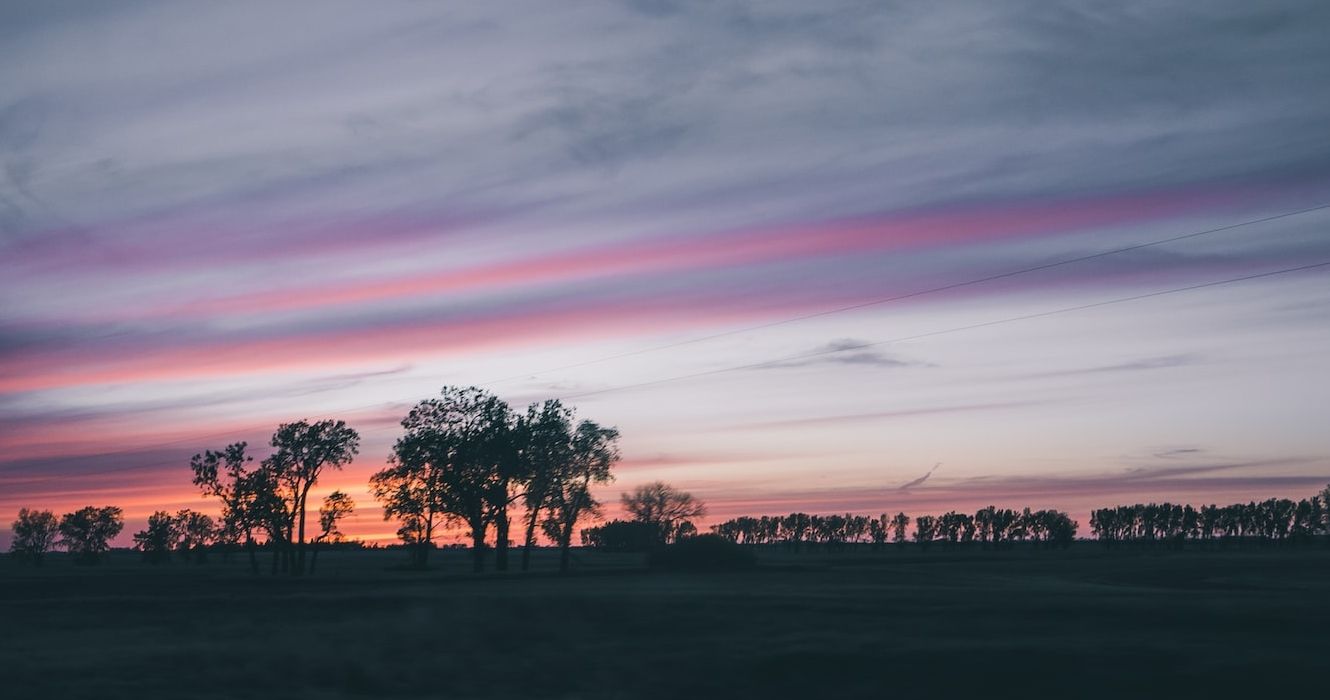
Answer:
[1090, 492, 1330, 547]
[7, 386, 623, 574]
[9, 506, 124, 565]
[706, 506, 1080, 550]
[187, 420, 360, 575]
[369, 387, 620, 573]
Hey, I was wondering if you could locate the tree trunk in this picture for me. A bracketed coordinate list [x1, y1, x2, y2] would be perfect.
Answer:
[521, 505, 541, 571]
[495, 506, 510, 572]
[246, 534, 258, 575]
[470, 520, 486, 573]
[295, 489, 309, 576]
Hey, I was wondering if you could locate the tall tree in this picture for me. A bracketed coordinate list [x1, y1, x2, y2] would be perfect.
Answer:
[385, 386, 510, 573]
[58, 506, 124, 565]
[9, 508, 59, 565]
[370, 444, 445, 569]
[620, 481, 705, 544]
[268, 420, 360, 576]
[191, 442, 264, 573]
[515, 400, 574, 571]
[544, 420, 619, 573]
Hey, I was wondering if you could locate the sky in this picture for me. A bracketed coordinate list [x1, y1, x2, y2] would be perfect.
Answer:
[2, 0, 1330, 547]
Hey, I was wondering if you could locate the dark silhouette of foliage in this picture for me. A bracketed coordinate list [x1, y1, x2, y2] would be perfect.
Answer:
[709, 507, 1077, 551]
[648, 534, 756, 571]
[1090, 494, 1329, 548]
[309, 491, 354, 574]
[267, 419, 360, 576]
[580, 519, 658, 551]
[542, 419, 619, 572]
[133, 511, 182, 564]
[191, 442, 267, 573]
[380, 386, 510, 573]
[515, 400, 575, 571]
[58, 506, 124, 565]
[9, 508, 59, 565]
[621, 481, 706, 545]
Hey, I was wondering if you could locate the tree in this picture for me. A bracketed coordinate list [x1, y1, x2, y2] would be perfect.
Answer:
[371, 444, 445, 569]
[176, 510, 216, 562]
[191, 442, 265, 574]
[890, 512, 910, 547]
[309, 491, 354, 575]
[9, 508, 59, 565]
[544, 420, 619, 572]
[514, 400, 574, 571]
[621, 481, 706, 545]
[268, 420, 360, 576]
[133, 511, 182, 565]
[581, 520, 658, 551]
[58, 506, 124, 565]
[382, 386, 510, 573]
[913, 515, 937, 550]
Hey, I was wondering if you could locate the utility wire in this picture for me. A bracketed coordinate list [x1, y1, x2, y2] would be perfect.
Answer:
[476, 202, 1330, 386]
[555, 260, 1330, 400]
[4, 206, 1327, 482]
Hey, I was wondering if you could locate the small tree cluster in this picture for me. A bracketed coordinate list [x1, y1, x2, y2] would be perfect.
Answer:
[131, 509, 217, 564]
[191, 420, 360, 576]
[371, 388, 619, 573]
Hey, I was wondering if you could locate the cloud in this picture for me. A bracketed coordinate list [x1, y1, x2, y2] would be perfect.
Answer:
[1029, 354, 1202, 379]
[734, 400, 1046, 430]
[898, 462, 941, 492]
[759, 338, 931, 370]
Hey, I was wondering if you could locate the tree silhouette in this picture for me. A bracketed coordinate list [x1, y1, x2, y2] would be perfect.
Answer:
[383, 386, 511, 573]
[58, 506, 124, 565]
[309, 491, 354, 575]
[621, 481, 706, 545]
[542, 420, 619, 573]
[176, 509, 216, 563]
[267, 420, 360, 576]
[890, 512, 910, 547]
[515, 400, 575, 571]
[191, 442, 266, 573]
[9, 508, 59, 565]
[133, 511, 181, 564]
[581, 519, 658, 551]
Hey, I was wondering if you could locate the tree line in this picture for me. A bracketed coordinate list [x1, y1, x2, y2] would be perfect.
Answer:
[1090, 492, 1330, 547]
[9, 384, 1330, 569]
[6, 386, 636, 574]
[705, 506, 1079, 551]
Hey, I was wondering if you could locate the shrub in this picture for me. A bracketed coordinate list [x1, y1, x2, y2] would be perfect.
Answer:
[647, 534, 756, 572]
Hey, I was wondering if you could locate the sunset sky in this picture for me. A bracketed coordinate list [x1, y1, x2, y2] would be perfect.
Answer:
[3, 1, 1329, 547]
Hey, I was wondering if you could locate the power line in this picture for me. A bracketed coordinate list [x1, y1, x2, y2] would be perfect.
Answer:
[476, 202, 1330, 386]
[555, 260, 1330, 400]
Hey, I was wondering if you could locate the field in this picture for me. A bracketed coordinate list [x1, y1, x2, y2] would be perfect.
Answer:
[3, 545, 1328, 698]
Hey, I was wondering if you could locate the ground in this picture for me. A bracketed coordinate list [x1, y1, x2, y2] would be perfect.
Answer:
[2, 545, 1328, 698]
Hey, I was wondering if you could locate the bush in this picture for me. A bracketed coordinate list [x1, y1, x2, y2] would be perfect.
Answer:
[581, 520, 659, 552]
[647, 534, 756, 572]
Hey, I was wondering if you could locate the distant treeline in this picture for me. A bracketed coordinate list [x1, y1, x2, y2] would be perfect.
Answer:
[704, 507, 1079, 550]
[1090, 496, 1329, 547]
[8, 381, 1330, 572]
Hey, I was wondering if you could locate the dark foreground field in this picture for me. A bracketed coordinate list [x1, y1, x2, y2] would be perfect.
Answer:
[3, 545, 1328, 698]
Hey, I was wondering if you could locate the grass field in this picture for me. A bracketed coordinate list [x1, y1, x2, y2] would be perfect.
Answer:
[3, 545, 1328, 698]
